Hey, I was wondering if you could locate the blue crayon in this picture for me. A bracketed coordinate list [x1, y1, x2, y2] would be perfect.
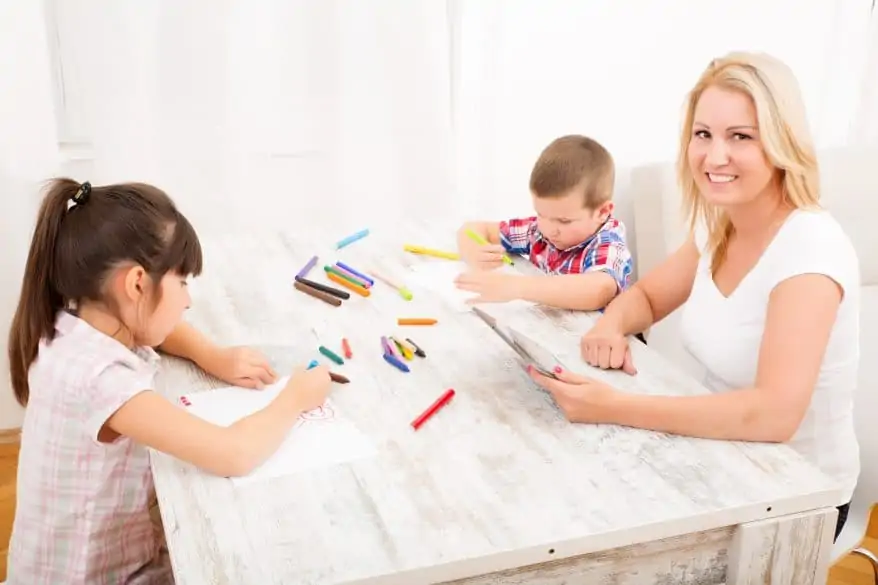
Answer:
[307, 360, 319, 369]
[336, 261, 374, 286]
[335, 229, 369, 250]
[383, 352, 410, 373]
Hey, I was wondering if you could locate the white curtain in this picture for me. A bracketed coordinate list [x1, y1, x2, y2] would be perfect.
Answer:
[5, 0, 875, 431]
[852, 7, 878, 145]
[0, 1, 60, 429]
[450, 0, 875, 226]
[51, 0, 457, 236]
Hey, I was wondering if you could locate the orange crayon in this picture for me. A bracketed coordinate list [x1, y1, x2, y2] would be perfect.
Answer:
[327, 272, 370, 297]
[397, 318, 437, 326]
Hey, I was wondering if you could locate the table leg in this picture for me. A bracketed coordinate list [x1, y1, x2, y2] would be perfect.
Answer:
[726, 506, 837, 584]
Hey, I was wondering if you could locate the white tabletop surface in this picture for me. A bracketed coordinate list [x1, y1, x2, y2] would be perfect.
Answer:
[149, 220, 840, 585]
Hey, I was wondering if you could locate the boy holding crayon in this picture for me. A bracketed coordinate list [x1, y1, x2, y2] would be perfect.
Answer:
[455, 134, 633, 312]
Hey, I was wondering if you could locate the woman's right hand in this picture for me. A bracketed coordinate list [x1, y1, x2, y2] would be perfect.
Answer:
[285, 365, 332, 412]
[580, 325, 638, 375]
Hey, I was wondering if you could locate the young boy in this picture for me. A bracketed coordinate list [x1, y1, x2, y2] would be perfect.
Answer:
[455, 134, 633, 312]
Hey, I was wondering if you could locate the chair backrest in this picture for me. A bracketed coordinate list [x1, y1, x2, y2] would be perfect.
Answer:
[629, 146, 878, 285]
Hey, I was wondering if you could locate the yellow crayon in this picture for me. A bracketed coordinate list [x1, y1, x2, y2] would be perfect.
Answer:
[403, 244, 460, 261]
[391, 337, 414, 360]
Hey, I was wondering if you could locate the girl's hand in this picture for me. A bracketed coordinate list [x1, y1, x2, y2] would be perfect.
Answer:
[580, 326, 637, 375]
[285, 365, 332, 412]
[527, 365, 616, 423]
[203, 346, 278, 389]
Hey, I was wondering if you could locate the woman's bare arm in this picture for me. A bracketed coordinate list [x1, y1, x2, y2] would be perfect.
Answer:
[594, 237, 700, 335]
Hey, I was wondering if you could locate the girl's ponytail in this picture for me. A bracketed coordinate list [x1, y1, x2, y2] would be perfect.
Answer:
[8, 179, 81, 406]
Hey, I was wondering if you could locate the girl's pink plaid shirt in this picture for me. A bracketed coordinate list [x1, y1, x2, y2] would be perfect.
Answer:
[6, 310, 173, 585]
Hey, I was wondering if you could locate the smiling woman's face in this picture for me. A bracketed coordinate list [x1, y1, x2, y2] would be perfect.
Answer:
[687, 85, 777, 209]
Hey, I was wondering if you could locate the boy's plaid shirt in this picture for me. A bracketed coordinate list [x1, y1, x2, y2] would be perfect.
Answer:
[499, 215, 633, 291]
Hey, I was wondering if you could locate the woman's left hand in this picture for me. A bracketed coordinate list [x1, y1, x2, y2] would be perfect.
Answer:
[201, 346, 278, 390]
[527, 365, 616, 423]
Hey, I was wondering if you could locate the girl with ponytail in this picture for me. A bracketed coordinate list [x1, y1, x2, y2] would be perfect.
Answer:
[6, 179, 332, 584]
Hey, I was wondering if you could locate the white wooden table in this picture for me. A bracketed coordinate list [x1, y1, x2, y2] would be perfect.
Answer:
[150, 221, 842, 585]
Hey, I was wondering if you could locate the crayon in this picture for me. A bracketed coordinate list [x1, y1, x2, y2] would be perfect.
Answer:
[464, 229, 514, 265]
[403, 244, 460, 261]
[307, 360, 319, 369]
[335, 229, 369, 250]
[336, 262, 375, 286]
[341, 338, 352, 359]
[397, 318, 437, 326]
[324, 265, 367, 287]
[405, 337, 426, 358]
[329, 372, 350, 384]
[383, 352, 410, 373]
[368, 268, 413, 301]
[381, 335, 400, 358]
[391, 337, 413, 360]
[295, 276, 350, 299]
[294, 280, 342, 307]
[411, 389, 455, 430]
[326, 272, 371, 297]
[331, 264, 372, 288]
[319, 345, 344, 365]
[296, 255, 318, 278]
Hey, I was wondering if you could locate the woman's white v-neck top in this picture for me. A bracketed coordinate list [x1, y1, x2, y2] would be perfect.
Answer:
[680, 208, 861, 504]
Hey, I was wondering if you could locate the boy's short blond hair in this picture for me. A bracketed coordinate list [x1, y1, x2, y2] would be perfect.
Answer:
[529, 135, 615, 209]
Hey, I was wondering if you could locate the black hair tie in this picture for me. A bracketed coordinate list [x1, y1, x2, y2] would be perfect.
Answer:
[72, 181, 91, 205]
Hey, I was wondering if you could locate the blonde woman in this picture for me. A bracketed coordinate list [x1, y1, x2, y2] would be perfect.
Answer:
[527, 52, 860, 541]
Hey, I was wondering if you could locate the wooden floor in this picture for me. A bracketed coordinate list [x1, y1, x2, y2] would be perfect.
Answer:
[0, 438, 875, 582]
[1, 440, 18, 582]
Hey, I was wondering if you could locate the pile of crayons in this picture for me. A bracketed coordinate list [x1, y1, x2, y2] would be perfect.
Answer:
[380, 336, 426, 373]
[293, 257, 371, 306]
[294, 256, 414, 306]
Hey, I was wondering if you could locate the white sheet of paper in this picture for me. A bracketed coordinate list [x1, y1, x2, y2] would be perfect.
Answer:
[180, 377, 376, 485]
[407, 262, 534, 312]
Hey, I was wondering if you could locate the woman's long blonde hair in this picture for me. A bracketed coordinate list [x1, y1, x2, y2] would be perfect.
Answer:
[677, 51, 821, 274]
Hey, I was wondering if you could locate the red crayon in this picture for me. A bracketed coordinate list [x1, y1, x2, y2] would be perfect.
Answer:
[411, 389, 455, 430]
[341, 338, 353, 359]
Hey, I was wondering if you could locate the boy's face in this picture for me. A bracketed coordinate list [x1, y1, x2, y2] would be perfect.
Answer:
[532, 190, 612, 250]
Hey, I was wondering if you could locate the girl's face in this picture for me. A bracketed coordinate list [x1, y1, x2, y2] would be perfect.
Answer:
[114, 268, 191, 347]
[137, 272, 191, 346]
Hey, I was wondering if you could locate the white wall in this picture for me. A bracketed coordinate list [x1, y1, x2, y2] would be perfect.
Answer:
[0, 0, 61, 429]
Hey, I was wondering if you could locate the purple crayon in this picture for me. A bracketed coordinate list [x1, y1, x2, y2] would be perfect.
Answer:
[336, 262, 375, 286]
[296, 255, 318, 279]
[380, 336, 396, 356]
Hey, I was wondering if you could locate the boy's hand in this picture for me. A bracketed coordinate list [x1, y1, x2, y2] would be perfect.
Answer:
[454, 271, 521, 303]
[462, 243, 507, 271]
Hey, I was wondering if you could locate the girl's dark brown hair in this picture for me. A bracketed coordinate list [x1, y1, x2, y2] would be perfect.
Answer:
[8, 178, 203, 407]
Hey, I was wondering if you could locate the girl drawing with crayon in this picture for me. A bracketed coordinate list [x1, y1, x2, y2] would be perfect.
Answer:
[5, 179, 333, 585]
